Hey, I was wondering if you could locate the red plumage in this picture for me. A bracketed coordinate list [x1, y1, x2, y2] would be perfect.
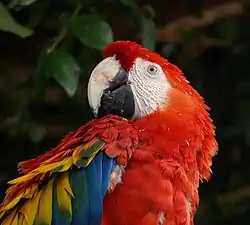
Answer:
[101, 41, 217, 225]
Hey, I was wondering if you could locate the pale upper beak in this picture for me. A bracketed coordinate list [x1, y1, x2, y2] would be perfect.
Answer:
[87, 56, 135, 119]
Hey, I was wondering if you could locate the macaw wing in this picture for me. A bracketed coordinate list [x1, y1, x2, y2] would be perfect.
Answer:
[0, 115, 138, 225]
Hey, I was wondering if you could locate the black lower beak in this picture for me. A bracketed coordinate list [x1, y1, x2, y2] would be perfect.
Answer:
[98, 67, 135, 119]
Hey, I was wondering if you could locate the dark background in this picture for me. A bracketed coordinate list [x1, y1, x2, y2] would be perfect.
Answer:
[0, 0, 250, 224]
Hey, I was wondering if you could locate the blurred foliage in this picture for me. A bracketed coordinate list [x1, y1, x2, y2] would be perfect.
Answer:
[0, 0, 250, 224]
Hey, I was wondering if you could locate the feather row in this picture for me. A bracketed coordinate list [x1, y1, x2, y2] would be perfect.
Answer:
[2, 172, 73, 225]
[0, 138, 105, 224]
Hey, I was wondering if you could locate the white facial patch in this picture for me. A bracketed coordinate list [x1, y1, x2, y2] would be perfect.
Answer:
[128, 58, 171, 119]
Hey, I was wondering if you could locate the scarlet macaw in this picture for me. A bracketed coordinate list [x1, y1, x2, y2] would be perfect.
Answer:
[0, 41, 217, 225]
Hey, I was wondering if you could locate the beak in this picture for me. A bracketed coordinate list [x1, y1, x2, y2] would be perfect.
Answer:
[88, 56, 135, 119]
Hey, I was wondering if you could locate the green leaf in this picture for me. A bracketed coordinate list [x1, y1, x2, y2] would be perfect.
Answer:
[0, 3, 33, 37]
[43, 50, 80, 97]
[141, 17, 156, 51]
[70, 14, 113, 50]
[9, 0, 38, 8]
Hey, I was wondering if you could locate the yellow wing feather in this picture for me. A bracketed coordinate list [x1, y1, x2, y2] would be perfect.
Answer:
[4, 193, 23, 211]
[19, 213, 25, 225]
[37, 177, 55, 225]
[19, 190, 42, 225]
[2, 208, 18, 225]
[56, 172, 74, 218]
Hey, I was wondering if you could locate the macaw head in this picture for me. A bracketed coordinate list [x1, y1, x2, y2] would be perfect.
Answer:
[88, 41, 217, 180]
[88, 41, 207, 120]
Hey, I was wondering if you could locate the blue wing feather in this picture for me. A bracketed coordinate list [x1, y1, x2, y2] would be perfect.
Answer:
[101, 154, 116, 199]
[69, 151, 114, 225]
[86, 152, 104, 225]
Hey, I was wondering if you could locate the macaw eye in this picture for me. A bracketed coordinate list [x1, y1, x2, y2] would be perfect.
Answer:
[147, 65, 159, 76]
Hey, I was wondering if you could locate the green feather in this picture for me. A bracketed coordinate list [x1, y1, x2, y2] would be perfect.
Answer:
[74, 139, 105, 168]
